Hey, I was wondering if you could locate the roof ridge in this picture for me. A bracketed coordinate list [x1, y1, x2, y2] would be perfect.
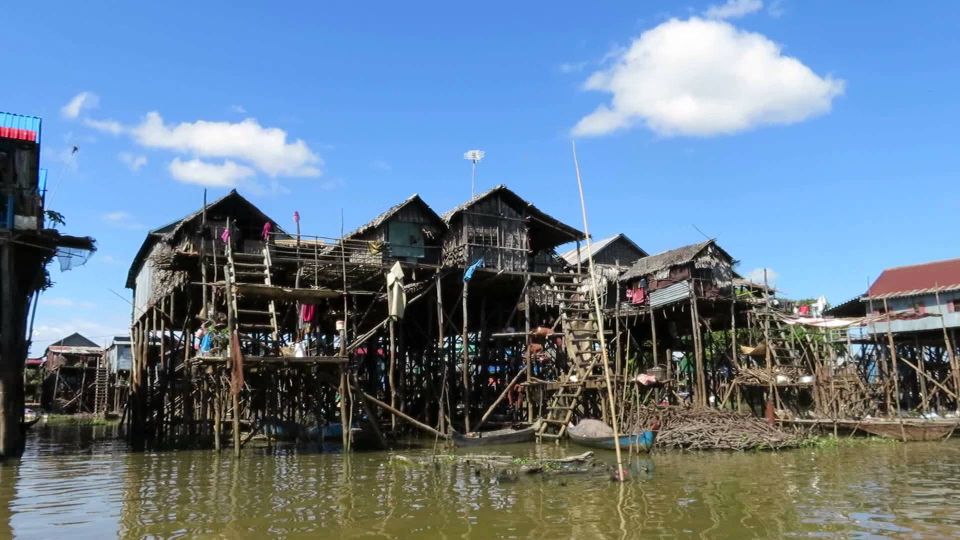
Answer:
[880, 256, 960, 272]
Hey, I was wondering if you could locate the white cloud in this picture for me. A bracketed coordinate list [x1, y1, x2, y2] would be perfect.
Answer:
[133, 112, 321, 177]
[61, 92, 99, 119]
[319, 178, 345, 191]
[704, 0, 763, 20]
[371, 159, 392, 172]
[572, 17, 844, 137]
[767, 0, 786, 17]
[168, 158, 256, 187]
[84, 117, 125, 135]
[231, 105, 247, 114]
[102, 210, 145, 230]
[559, 61, 588, 74]
[118, 152, 147, 172]
[746, 267, 778, 287]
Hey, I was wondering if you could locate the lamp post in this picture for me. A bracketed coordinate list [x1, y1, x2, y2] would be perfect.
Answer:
[463, 149, 485, 198]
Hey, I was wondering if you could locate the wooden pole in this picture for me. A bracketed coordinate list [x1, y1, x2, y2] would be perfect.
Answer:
[614, 261, 622, 378]
[388, 318, 397, 431]
[882, 299, 907, 441]
[435, 274, 447, 435]
[475, 365, 527, 432]
[355, 387, 448, 439]
[462, 280, 470, 433]
[523, 275, 533, 423]
[571, 140, 626, 482]
[0, 242, 24, 458]
[935, 290, 960, 413]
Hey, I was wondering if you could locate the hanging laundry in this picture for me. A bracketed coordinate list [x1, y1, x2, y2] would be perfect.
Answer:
[387, 261, 407, 320]
[627, 287, 647, 304]
[300, 304, 316, 323]
[262, 221, 273, 241]
[220, 227, 231, 244]
[463, 258, 485, 282]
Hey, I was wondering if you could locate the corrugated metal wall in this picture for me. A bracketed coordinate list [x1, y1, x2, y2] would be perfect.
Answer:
[650, 280, 692, 308]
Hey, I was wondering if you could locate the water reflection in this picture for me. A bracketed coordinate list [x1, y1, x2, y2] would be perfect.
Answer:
[3, 426, 960, 538]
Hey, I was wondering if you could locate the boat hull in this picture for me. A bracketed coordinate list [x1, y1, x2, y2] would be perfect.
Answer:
[569, 430, 657, 452]
[452, 426, 536, 447]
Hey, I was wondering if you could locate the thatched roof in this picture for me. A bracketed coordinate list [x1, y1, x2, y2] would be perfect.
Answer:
[344, 194, 444, 239]
[126, 190, 282, 288]
[441, 184, 583, 251]
[620, 239, 734, 282]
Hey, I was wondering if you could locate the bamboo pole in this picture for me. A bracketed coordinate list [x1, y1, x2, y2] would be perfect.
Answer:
[355, 387, 448, 439]
[388, 318, 397, 431]
[475, 365, 527, 432]
[462, 280, 471, 433]
[523, 275, 534, 423]
[934, 290, 960, 413]
[571, 140, 625, 482]
[436, 274, 447, 435]
[882, 299, 907, 442]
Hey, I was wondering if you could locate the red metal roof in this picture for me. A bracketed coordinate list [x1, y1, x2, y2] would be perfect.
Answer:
[867, 258, 960, 299]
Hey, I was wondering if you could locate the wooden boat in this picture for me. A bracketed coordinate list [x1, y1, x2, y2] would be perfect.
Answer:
[780, 418, 960, 441]
[22, 408, 40, 429]
[568, 429, 657, 452]
[452, 425, 537, 447]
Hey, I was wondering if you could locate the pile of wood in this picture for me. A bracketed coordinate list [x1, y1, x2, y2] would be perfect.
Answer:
[624, 406, 803, 451]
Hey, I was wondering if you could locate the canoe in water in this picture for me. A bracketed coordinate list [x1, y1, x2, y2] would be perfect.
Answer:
[568, 430, 657, 452]
[23, 408, 40, 429]
[567, 419, 657, 452]
[452, 425, 536, 447]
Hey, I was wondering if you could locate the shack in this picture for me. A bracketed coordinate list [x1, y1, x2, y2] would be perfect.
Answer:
[40, 333, 105, 414]
[0, 112, 94, 459]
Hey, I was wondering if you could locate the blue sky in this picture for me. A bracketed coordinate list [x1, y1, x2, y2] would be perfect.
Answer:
[4, 1, 959, 353]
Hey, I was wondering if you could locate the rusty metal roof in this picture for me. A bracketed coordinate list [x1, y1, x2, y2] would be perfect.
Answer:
[866, 258, 960, 299]
[0, 112, 41, 142]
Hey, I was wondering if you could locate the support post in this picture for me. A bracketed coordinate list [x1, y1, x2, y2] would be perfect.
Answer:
[461, 280, 470, 433]
[523, 275, 533, 423]
[388, 318, 397, 431]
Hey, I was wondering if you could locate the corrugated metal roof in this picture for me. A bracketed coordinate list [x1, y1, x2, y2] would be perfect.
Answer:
[47, 345, 103, 355]
[559, 233, 646, 266]
[650, 280, 692, 308]
[0, 112, 41, 142]
[867, 258, 960, 299]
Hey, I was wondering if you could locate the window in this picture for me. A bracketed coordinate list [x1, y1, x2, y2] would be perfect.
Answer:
[467, 226, 499, 248]
[950, 299, 960, 313]
[388, 221, 425, 259]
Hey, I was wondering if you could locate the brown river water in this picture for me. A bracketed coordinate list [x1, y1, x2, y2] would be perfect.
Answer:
[2, 425, 960, 539]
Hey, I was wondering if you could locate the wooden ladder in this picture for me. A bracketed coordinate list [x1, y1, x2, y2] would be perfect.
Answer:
[224, 242, 281, 348]
[93, 357, 109, 415]
[537, 272, 608, 440]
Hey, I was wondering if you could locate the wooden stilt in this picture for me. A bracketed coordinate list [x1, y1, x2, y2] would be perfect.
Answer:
[462, 280, 470, 433]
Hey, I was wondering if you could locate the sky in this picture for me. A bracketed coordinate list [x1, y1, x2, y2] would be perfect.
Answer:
[4, 0, 960, 354]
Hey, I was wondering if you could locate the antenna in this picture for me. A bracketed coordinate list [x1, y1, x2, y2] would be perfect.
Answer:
[463, 149, 485, 198]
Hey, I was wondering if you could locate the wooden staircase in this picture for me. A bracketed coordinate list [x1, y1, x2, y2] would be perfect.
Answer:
[225, 242, 281, 350]
[537, 272, 610, 440]
[93, 357, 109, 415]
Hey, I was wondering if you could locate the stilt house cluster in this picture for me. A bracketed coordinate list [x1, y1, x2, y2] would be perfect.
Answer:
[122, 186, 960, 452]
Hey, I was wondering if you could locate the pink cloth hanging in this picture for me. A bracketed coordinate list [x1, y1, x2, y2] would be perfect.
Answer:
[220, 227, 231, 244]
[262, 222, 273, 241]
[300, 304, 316, 323]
